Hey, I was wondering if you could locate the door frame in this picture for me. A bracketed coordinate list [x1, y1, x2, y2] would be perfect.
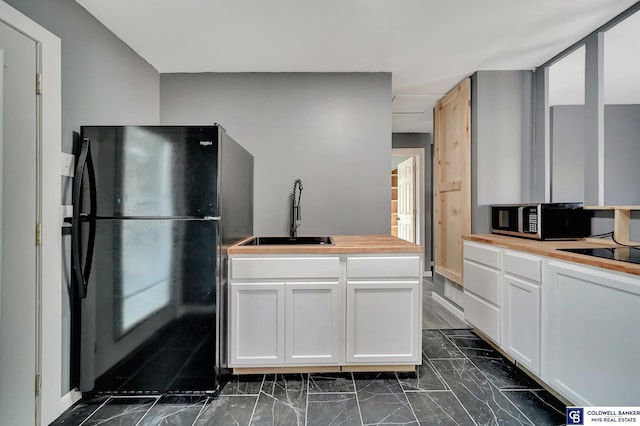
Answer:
[391, 148, 427, 273]
[0, 3, 72, 425]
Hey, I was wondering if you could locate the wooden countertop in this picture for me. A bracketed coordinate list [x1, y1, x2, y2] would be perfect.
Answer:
[228, 235, 422, 255]
[464, 234, 640, 276]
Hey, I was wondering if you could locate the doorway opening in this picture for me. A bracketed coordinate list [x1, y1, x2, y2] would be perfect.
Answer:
[391, 148, 425, 246]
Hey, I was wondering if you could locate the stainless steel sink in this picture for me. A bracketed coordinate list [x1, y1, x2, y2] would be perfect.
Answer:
[241, 236, 334, 246]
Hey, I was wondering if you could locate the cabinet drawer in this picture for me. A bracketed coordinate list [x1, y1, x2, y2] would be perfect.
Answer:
[503, 250, 541, 283]
[347, 256, 420, 279]
[231, 257, 340, 280]
[464, 241, 501, 269]
[464, 291, 500, 344]
[463, 260, 500, 306]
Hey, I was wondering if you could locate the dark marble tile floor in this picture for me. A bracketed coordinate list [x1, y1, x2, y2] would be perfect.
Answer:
[51, 329, 567, 426]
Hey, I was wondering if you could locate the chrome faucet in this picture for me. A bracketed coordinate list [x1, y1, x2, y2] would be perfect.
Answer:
[290, 178, 303, 237]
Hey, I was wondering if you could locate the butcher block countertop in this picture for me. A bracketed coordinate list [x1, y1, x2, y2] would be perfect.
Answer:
[228, 235, 422, 255]
[465, 234, 640, 276]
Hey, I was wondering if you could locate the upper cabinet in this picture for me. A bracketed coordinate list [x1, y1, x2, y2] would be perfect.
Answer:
[543, 6, 640, 207]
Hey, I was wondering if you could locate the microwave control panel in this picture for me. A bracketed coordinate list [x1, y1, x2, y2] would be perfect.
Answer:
[527, 212, 537, 233]
[522, 206, 539, 234]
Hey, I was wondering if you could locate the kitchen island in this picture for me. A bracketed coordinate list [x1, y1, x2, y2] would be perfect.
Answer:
[227, 235, 423, 374]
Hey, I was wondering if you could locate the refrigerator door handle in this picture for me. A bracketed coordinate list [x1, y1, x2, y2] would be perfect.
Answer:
[71, 137, 97, 299]
[214, 218, 223, 382]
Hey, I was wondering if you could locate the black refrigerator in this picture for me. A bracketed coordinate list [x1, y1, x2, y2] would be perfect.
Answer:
[70, 125, 253, 394]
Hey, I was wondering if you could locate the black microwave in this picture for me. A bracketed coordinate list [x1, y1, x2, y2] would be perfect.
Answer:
[490, 203, 591, 240]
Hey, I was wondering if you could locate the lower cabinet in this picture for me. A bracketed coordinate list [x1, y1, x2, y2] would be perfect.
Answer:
[543, 260, 640, 406]
[464, 241, 640, 406]
[463, 241, 502, 344]
[502, 274, 540, 375]
[346, 280, 421, 364]
[285, 281, 340, 365]
[228, 253, 423, 369]
[230, 281, 340, 367]
[230, 282, 285, 366]
[501, 249, 542, 376]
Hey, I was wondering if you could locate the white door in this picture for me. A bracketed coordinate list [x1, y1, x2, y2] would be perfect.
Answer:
[0, 20, 38, 426]
[397, 157, 415, 242]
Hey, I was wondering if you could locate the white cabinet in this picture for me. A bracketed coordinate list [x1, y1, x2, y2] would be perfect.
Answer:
[463, 240, 640, 406]
[543, 260, 640, 406]
[346, 280, 421, 364]
[230, 282, 285, 366]
[229, 256, 341, 368]
[502, 250, 542, 375]
[285, 281, 340, 364]
[345, 255, 422, 364]
[463, 241, 502, 344]
[229, 254, 422, 369]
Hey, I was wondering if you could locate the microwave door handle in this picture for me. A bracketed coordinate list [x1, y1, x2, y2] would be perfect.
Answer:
[517, 206, 525, 233]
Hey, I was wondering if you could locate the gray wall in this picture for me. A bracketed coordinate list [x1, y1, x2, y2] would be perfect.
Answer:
[551, 105, 585, 202]
[471, 70, 534, 234]
[5, 0, 160, 393]
[604, 105, 640, 206]
[160, 73, 392, 236]
[551, 104, 640, 240]
[392, 133, 432, 266]
[552, 104, 640, 206]
[5, 0, 160, 154]
[532, 67, 548, 202]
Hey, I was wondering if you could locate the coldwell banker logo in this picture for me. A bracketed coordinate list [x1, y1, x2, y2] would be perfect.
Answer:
[567, 408, 584, 425]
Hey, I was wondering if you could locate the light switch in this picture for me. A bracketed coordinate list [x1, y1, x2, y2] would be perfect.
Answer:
[61, 152, 75, 177]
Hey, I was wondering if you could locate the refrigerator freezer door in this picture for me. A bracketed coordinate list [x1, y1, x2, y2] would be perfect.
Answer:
[78, 218, 219, 393]
[79, 126, 220, 218]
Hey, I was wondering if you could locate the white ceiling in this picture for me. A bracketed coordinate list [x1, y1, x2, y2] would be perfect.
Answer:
[76, 0, 638, 132]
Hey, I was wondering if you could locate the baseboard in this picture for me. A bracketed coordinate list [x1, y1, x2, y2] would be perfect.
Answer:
[431, 292, 466, 322]
[423, 270, 432, 277]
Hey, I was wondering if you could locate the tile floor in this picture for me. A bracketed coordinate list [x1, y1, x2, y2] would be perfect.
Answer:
[52, 329, 567, 425]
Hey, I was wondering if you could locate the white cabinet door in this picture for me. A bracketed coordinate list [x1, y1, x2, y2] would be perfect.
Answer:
[346, 281, 421, 364]
[503, 275, 541, 375]
[230, 282, 285, 366]
[543, 261, 640, 406]
[285, 282, 340, 365]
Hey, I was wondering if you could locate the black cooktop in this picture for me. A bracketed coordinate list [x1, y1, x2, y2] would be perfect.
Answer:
[559, 247, 640, 265]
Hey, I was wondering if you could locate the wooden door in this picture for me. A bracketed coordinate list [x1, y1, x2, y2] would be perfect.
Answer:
[397, 157, 415, 242]
[434, 79, 471, 285]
